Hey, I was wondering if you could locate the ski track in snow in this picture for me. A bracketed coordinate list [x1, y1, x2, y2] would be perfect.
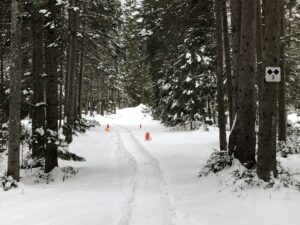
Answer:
[115, 129, 138, 225]
[116, 126, 176, 225]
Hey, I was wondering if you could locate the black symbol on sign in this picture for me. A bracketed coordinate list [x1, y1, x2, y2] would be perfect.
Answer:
[266, 67, 280, 82]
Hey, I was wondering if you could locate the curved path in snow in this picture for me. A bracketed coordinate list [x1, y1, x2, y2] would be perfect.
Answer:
[2, 106, 298, 225]
[116, 126, 175, 225]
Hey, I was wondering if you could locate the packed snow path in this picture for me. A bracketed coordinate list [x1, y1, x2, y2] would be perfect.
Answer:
[1, 105, 300, 225]
[116, 126, 175, 225]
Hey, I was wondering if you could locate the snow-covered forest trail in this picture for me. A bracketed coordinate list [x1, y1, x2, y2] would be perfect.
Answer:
[0, 123, 128, 225]
[0, 106, 179, 225]
[116, 126, 175, 225]
[1, 105, 300, 225]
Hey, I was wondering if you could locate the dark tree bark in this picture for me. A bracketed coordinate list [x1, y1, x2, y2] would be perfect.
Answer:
[89, 72, 95, 116]
[0, 44, 5, 123]
[78, 20, 86, 118]
[221, 0, 233, 128]
[101, 99, 104, 116]
[0, 54, 3, 87]
[84, 80, 89, 115]
[74, 69, 79, 119]
[59, 46, 64, 128]
[7, 0, 22, 181]
[64, 42, 71, 119]
[228, 0, 241, 156]
[31, 2, 46, 158]
[257, 0, 281, 181]
[278, 0, 287, 141]
[0, 55, 3, 88]
[257, 0, 263, 111]
[0, 24, 3, 91]
[214, 0, 227, 151]
[230, 0, 257, 169]
[44, 0, 60, 173]
[0, 4, 4, 97]
[65, 0, 79, 143]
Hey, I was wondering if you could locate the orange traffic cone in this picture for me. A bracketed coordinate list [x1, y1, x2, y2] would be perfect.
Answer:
[105, 124, 110, 132]
[145, 131, 151, 141]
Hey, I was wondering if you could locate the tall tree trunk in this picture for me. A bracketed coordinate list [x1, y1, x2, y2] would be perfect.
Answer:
[0, 55, 3, 87]
[214, 0, 227, 151]
[89, 72, 95, 116]
[101, 99, 104, 116]
[65, 0, 79, 143]
[278, 0, 286, 141]
[234, 0, 257, 169]
[0, 46, 4, 123]
[64, 42, 71, 119]
[0, 35, 3, 89]
[0, 22, 2, 92]
[59, 46, 64, 128]
[31, 2, 46, 158]
[84, 79, 89, 115]
[78, 21, 85, 118]
[257, 0, 264, 126]
[0, 8, 4, 96]
[228, 0, 241, 156]
[222, 0, 233, 128]
[44, 0, 60, 173]
[207, 99, 212, 119]
[257, 0, 281, 181]
[7, 0, 22, 181]
[74, 71, 79, 119]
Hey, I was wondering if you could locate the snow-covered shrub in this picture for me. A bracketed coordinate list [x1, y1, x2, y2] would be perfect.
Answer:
[1, 176, 18, 191]
[22, 128, 85, 170]
[73, 118, 99, 134]
[33, 166, 78, 184]
[87, 119, 100, 127]
[50, 129, 86, 162]
[21, 124, 31, 147]
[199, 149, 232, 177]
[0, 122, 31, 153]
[33, 170, 54, 184]
[267, 163, 300, 190]
[200, 124, 210, 132]
[0, 123, 8, 152]
[231, 168, 263, 189]
[58, 148, 85, 162]
[277, 127, 300, 158]
[278, 140, 300, 158]
[61, 166, 79, 181]
[231, 162, 300, 191]
[21, 153, 45, 169]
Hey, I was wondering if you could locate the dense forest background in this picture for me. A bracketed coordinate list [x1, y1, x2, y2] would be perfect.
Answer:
[0, 0, 299, 183]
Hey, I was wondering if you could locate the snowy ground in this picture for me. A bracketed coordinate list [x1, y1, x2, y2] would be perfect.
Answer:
[0, 105, 300, 225]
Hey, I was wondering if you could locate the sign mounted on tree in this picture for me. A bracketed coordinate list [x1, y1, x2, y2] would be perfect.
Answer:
[265, 67, 281, 82]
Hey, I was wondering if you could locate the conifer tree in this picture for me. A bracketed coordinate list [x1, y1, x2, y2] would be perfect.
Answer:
[257, 0, 281, 181]
[31, 0, 46, 158]
[7, 0, 22, 181]
[44, 0, 61, 173]
[214, 0, 227, 150]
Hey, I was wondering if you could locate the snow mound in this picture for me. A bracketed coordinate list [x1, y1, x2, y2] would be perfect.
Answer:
[288, 113, 300, 125]
[22, 166, 79, 185]
[116, 104, 150, 121]
[94, 104, 152, 127]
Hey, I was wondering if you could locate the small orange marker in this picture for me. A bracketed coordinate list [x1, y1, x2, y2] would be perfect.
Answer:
[105, 124, 110, 132]
[145, 131, 151, 141]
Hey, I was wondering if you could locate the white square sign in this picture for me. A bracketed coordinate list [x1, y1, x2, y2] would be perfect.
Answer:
[265, 67, 281, 82]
